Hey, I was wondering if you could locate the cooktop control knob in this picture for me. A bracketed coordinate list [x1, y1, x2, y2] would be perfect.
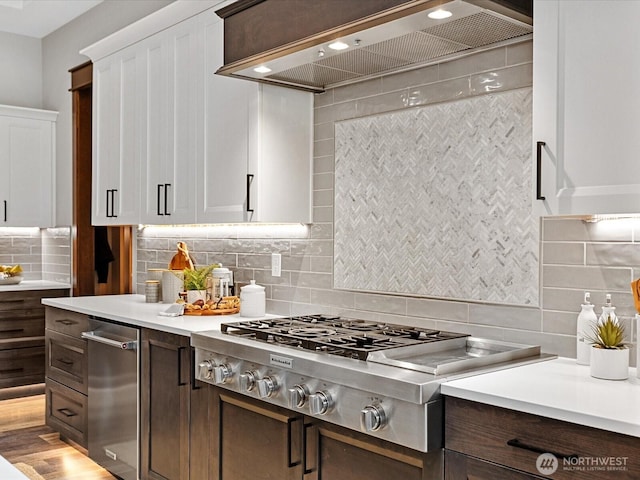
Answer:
[287, 384, 309, 408]
[213, 364, 232, 384]
[360, 404, 387, 432]
[239, 371, 257, 392]
[256, 376, 278, 398]
[198, 360, 214, 380]
[309, 391, 333, 415]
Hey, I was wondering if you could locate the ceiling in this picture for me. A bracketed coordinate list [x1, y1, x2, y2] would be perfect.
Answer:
[0, 0, 103, 38]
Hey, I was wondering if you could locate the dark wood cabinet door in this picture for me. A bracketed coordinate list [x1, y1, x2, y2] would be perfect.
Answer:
[210, 388, 303, 480]
[445, 450, 545, 480]
[141, 329, 190, 480]
[304, 418, 439, 480]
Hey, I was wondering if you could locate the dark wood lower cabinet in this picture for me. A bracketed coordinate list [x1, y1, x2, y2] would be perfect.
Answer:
[141, 329, 191, 480]
[445, 450, 544, 480]
[206, 387, 441, 480]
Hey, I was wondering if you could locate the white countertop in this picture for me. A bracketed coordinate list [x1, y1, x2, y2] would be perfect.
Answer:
[441, 357, 640, 438]
[0, 280, 70, 293]
[41, 294, 273, 337]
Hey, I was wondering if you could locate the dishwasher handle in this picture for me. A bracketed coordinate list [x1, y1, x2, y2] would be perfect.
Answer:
[81, 331, 138, 350]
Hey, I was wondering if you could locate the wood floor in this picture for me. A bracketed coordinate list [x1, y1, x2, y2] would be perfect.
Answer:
[0, 395, 116, 480]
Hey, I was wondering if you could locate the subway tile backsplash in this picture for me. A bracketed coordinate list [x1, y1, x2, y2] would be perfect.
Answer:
[133, 40, 640, 361]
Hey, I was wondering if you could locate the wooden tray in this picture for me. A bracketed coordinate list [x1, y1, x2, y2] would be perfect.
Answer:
[184, 307, 240, 316]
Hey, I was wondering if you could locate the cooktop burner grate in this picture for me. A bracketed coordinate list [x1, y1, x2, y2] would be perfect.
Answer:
[221, 314, 469, 360]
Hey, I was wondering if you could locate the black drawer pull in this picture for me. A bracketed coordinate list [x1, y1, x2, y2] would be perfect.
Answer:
[57, 408, 78, 418]
[507, 438, 578, 460]
[57, 358, 74, 366]
[55, 319, 76, 326]
[536, 141, 546, 201]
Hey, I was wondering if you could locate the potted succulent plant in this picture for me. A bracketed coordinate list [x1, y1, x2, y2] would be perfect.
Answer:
[587, 316, 630, 380]
[183, 264, 217, 303]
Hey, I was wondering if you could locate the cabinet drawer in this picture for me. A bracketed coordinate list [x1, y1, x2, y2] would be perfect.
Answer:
[445, 397, 640, 480]
[0, 289, 67, 310]
[0, 346, 45, 388]
[45, 379, 87, 447]
[46, 329, 87, 394]
[45, 307, 89, 338]
[0, 317, 44, 341]
[445, 450, 544, 480]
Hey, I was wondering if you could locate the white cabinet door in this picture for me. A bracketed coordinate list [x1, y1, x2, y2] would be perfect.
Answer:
[533, 0, 640, 216]
[197, 15, 313, 224]
[92, 47, 143, 226]
[0, 107, 56, 227]
[140, 16, 200, 225]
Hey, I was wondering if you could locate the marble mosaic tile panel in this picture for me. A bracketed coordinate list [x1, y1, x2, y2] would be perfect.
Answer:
[334, 88, 539, 305]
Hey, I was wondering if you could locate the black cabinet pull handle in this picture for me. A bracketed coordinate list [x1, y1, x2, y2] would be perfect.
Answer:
[0, 328, 25, 335]
[536, 141, 546, 201]
[246, 174, 254, 213]
[287, 416, 303, 468]
[303, 422, 317, 475]
[3, 200, 6, 222]
[157, 184, 163, 216]
[507, 438, 578, 460]
[57, 408, 77, 418]
[190, 348, 201, 391]
[177, 346, 187, 386]
[164, 183, 171, 216]
[57, 358, 74, 366]
[0, 367, 23, 375]
[112, 189, 118, 218]
[106, 190, 110, 217]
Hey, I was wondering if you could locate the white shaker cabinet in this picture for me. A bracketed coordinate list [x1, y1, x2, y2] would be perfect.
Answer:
[198, 18, 313, 224]
[139, 15, 201, 225]
[533, 0, 640, 216]
[0, 105, 57, 227]
[92, 47, 144, 225]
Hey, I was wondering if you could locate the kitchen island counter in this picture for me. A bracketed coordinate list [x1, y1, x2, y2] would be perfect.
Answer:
[42, 294, 272, 337]
[441, 357, 640, 438]
[0, 280, 70, 293]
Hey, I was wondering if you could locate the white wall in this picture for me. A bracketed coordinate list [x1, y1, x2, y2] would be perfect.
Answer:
[0, 32, 42, 107]
[41, 0, 174, 226]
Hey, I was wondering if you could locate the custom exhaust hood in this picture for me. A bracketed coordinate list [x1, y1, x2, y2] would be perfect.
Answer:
[215, 0, 532, 92]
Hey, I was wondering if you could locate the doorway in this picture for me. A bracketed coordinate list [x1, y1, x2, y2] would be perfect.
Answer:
[69, 62, 132, 296]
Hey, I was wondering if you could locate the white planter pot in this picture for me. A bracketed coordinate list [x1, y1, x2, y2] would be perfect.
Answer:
[186, 290, 207, 304]
[590, 346, 629, 380]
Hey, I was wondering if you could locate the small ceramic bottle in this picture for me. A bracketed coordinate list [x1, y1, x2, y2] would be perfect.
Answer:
[576, 292, 597, 365]
[598, 293, 618, 325]
[239, 280, 266, 318]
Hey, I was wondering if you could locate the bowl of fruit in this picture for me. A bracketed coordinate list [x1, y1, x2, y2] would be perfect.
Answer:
[0, 265, 23, 285]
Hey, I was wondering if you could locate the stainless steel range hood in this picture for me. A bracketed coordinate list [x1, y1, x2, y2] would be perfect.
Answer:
[216, 0, 532, 92]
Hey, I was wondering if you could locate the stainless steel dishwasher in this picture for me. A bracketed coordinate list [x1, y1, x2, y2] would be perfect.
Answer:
[82, 317, 139, 480]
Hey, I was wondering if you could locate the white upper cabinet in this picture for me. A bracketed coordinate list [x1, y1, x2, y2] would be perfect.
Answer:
[83, 0, 312, 226]
[139, 15, 201, 225]
[0, 105, 57, 227]
[197, 16, 313, 224]
[533, 0, 640, 216]
[92, 46, 144, 225]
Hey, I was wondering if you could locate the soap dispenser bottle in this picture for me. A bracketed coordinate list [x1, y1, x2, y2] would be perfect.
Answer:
[576, 292, 597, 365]
[598, 293, 618, 325]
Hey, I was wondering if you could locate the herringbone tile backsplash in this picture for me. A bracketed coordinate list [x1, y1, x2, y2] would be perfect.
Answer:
[334, 88, 538, 305]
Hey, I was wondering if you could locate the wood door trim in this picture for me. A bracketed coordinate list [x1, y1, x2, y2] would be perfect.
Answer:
[219, 392, 295, 423]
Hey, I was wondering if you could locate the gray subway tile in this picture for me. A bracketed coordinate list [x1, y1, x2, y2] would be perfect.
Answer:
[272, 285, 311, 303]
[313, 206, 333, 223]
[334, 77, 382, 103]
[309, 223, 333, 240]
[281, 255, 311, 272]
[586, 243, 640, 267]
[237, 254, 271, 269]
[543, 265, 633, 291]
[543, 217, 633, 242]
[309, 288, 355, 309]
[314, 138, 335, 157]
[314, 156, 335, 175]
[506, 40, 533, 65]
[469, 64, 532, 95]
[314, 122, 334, 141]
[355, 91, 410, 116]
[438, 47, 506, 80]
[313, 189, 334, 208]
[468, 303, 541, 331]
[542, 242, 584, 265]
[382, 64, 438, 93]
[542, 310, 578, 335]
[290, 240, 333, 256]
[313, 172, 334, 191]
[501, 330, 575, 357]
[354, 293, 407, 315]
[310, 256, 333, 273]
[406, 298, 468, 322]
[408, 77, 470, 107]
[290, 272, 333, 289]
[266, 299, 292, 316]
[314, 89, 334, 108]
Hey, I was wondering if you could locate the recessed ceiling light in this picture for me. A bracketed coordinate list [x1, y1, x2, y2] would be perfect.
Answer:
[428, 9, 452, 20]
[328, 41, 349, 51]
[253, 65, 272, 74]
